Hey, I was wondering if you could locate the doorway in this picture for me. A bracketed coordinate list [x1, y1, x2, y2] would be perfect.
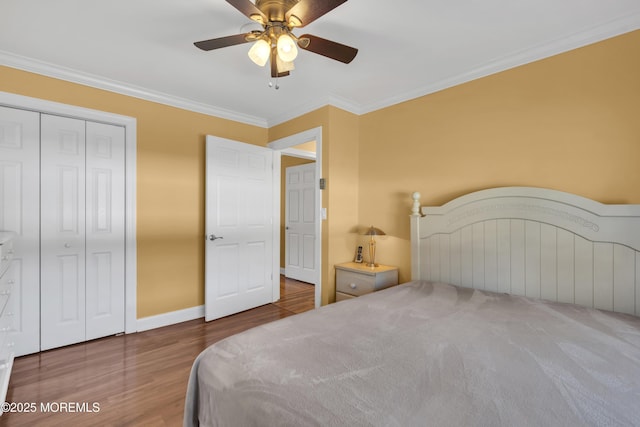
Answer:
[283, 158, 316, 283]
[269, 127, 322, 308]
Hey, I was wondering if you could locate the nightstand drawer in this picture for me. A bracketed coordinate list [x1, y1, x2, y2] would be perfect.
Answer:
[335, 262, 399, 300]
[336, 270, 376, 296]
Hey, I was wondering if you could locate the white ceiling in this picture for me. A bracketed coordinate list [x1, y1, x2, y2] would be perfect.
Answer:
[1, 1, 639, 127]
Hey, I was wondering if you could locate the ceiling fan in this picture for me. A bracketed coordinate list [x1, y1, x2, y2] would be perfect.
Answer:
[194, 0, 358, 78]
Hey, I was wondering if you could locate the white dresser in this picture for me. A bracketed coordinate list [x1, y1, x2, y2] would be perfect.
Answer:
[0, 231, 16, 412]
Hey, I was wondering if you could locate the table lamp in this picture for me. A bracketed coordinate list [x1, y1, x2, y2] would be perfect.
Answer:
[364, 226, 385, 267]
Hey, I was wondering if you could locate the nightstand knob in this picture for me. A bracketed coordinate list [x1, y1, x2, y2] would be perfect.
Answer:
[349, 283, 357, 289]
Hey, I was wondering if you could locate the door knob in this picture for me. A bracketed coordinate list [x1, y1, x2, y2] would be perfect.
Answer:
[208, 234, 224, 241]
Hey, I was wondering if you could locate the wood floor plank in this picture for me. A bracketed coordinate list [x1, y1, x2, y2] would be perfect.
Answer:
[2, 277, 314, 426]
[273, 277, 315, 314]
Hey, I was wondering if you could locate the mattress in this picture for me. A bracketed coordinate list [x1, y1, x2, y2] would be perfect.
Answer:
[184, 281, 640, 426]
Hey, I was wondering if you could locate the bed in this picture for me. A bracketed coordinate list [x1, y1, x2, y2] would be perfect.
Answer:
[184, 187, 640, 427]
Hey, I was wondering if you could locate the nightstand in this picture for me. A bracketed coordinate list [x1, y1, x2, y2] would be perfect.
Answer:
[335, 262, 399, 302]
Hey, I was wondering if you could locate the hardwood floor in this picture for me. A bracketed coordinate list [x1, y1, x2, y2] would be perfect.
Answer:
[2, 277, 314, 426]
[272, 276, 316, 314]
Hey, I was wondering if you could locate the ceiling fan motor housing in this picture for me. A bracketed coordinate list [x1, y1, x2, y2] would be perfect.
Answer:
[255, 0, 299, 22]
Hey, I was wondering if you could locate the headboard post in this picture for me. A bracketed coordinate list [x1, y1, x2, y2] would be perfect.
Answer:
[410, 192, 421, 280]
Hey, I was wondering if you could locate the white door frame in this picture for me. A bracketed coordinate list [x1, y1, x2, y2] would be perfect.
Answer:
[0, 91, 138, 333]
[268, 127, 322, 308]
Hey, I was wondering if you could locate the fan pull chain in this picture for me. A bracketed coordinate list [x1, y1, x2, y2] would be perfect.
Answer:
[268, 77, 280, 90]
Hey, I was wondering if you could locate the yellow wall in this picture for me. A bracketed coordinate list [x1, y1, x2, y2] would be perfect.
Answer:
[325, 107, 361, 282]
[1, 29, 637, 315]
[0, 66, 267, 318]
[269, 106, 360, 304]
[358, 30, 640, 283]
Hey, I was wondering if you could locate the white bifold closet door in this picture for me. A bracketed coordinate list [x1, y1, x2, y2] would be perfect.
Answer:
[0, 106, 41, 356]
[40, 115, 86, 350]
[39, 115, 125, 351]
[84, 121, 125, 341]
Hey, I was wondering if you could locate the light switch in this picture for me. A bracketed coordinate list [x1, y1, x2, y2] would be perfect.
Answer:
[321, 208, 327, 220]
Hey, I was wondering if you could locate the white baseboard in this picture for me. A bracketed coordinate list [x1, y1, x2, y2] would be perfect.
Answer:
[136, 305, 204, 332]
[280, 268, 285, 275]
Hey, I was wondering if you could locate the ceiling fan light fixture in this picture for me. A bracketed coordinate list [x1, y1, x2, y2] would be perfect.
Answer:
[248, 39, 270, 66]
[276, 55, 295, 72]
[194, 0, 358, 77]
[276, 33, 298, 62]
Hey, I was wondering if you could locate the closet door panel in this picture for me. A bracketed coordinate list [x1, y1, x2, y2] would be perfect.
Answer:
[40, 114, 87, 351]
[0, 106, 41, 356]
[85, 122, 125, 340]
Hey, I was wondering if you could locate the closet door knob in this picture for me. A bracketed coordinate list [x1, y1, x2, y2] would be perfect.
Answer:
[64, 243, 71, 248]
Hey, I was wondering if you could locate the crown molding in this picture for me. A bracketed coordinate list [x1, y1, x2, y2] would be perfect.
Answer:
[264, 95, 332, 127]
[0, 50, 269, 128]
[2, 13, 638, 128]
[265, 93, 362, 127]
[256, 15, 640, 125]
[359, 13, 640, 115]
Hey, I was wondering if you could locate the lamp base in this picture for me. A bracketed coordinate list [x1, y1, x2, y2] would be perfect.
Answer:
[368, 239, 377, 269]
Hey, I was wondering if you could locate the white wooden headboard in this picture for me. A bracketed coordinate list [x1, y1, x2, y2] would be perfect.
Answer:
[410, 187, 640, 316]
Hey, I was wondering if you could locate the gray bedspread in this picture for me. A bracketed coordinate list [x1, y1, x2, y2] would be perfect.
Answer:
[184, 281, 640, 426]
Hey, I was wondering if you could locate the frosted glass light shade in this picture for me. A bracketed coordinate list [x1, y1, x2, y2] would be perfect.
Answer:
[248, 39, 270, 66]
[276, 33, 298, 62]
[276, 55, 295, 72]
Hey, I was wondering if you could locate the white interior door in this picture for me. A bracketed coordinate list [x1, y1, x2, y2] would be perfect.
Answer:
[205, 136, 276, 321]
[0, 106, 41, 356]
[40, 114, 87, 350]
[85, 121, 125, 341]
[285, 163, 317, 283]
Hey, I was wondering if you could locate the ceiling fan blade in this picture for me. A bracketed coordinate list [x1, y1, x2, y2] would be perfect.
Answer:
[286, 0, 348, 27]
[226, 0, 267, 23]
[194, 34, 251, 51]
[298, 34, 358, 64]
[270, 48, 290, 78]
